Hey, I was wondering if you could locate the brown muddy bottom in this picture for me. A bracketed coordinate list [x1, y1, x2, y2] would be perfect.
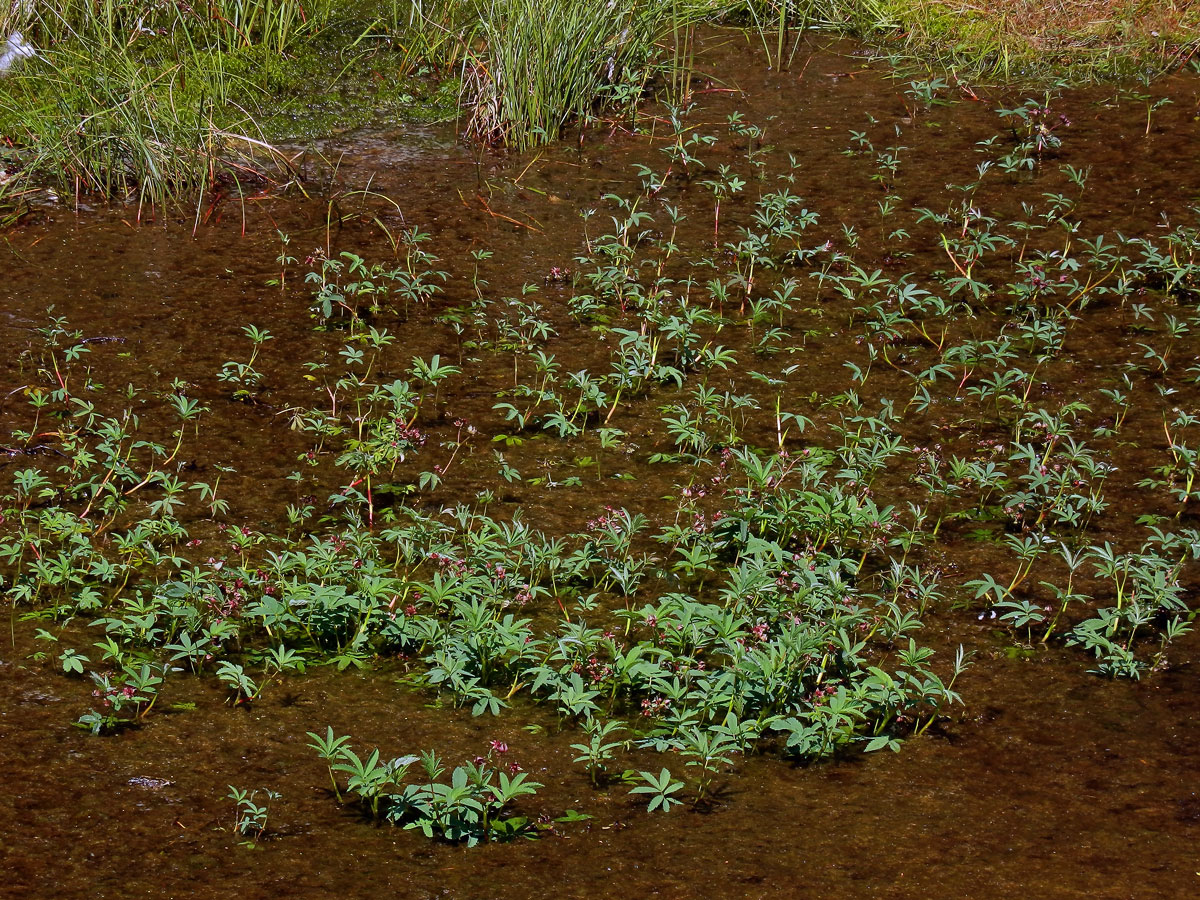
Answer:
[2, 30, 1200, 899]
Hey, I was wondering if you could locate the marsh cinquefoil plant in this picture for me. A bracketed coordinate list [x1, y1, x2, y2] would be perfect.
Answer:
[7, 94, 1200, 863]
[306, 730, 542, 845]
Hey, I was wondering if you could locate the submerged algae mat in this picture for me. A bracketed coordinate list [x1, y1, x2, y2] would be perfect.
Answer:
[3, 32, 1200, 898]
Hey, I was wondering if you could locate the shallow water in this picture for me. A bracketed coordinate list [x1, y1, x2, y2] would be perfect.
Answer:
[2, 30, 1200, 899]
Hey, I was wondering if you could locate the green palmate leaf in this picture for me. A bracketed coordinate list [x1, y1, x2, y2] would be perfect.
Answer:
[629, 768, 685, 812]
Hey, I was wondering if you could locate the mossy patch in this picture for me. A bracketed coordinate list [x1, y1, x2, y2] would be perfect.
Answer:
[215, 42, 460, 142]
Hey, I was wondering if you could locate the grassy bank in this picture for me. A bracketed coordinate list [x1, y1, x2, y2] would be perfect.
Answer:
[0, 0, 1195, 212]
[0, 1, 463, 208]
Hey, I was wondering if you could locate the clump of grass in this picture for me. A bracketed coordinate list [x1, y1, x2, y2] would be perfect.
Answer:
[723, 0, 899, 70]
[461, 0, 676, 151]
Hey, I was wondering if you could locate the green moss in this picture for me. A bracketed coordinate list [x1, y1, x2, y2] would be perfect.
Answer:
[214, 43, 460, 141]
